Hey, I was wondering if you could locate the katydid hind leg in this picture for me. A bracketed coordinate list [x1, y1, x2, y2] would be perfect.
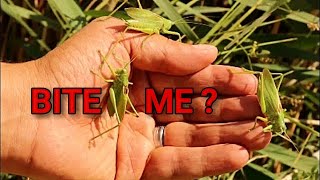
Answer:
[125, 27, 157, 47]
[90, 124, 120, 141]
[98, 50, 117, 77]
[90, 70, 114, 83]
[125, 110, 139, 117]
[127, 95, 139, 117]
[272, 70, 293, 91]
[276, 74, 284, 91]
[162, 29, 182, 41]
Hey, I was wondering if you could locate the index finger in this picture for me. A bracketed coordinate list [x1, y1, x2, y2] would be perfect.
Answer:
[129, 35, 218, 76]
[101, 18, 219, 76]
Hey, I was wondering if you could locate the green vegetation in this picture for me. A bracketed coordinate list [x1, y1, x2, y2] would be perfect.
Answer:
[1, 0, 319, 179]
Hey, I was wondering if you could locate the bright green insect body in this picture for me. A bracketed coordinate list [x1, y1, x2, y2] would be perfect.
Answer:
[120, 0, 181, 41]
[244, 68, 298, 150]
[107, 68, 130, 124]
[124, 7, 181, 40]
[255, 68, 286, 134]
[90, 47, 138, 141]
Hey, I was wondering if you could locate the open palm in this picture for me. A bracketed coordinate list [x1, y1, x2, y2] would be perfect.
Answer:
[12, 18, 271, 180]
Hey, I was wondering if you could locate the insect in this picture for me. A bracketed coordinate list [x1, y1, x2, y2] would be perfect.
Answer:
[231, 68, 295, 139]
[250, 68, 287, 134]
[116, 0, 182, 41]
[90, 43, 139, 141]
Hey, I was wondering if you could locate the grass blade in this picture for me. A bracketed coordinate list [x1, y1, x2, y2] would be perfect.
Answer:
[1, 0, 50, 51]
[257, 143, 319, 172]
[7, 5, 59, 30]
[47, 0, 86, 31]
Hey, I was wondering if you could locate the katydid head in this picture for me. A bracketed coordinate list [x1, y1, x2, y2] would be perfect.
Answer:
[162, 18, 175, 30]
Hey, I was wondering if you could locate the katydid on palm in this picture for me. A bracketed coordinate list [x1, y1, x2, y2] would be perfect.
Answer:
[90, 44, 139, 141]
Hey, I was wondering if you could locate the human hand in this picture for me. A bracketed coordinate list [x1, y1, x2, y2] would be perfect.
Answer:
[0, 18, 271, 180]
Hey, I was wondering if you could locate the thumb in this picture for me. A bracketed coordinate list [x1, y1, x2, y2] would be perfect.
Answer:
[129, 35, 218, 75]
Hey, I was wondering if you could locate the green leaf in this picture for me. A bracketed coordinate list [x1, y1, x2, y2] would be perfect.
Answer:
[1, 0, 50, 51]
[153, 0, 199, 41]
[47, 0, 86, 31]
[6, 5, 59, 30]
[84, 10, 109, 18]
[252, 63, 290, 72]
[299, 70, 320, 77]
[246, 163, 279, 180]
[287, 11, 319, 25]
[257, 143, 319, 172]
[302, 89, 320, 106]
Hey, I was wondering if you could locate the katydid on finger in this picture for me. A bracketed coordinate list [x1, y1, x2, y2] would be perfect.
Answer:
[111, 0, 182, 41]
[251, 68, 288, 134]
[99, 0, 183, 42]
[230, 68, 298, 149]
[90, 44, 139, 141]
[124, 7, 182, 41]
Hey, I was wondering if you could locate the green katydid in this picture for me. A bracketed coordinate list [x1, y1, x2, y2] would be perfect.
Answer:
[90, 43, 139, 141]
[124, 7, 182, 41]
[231, 68, 297, 143]
[251, 68, 289, 134]
[109, 0, 182, 41]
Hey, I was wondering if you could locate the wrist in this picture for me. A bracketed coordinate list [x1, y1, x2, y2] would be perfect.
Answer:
[0, 60, 46, 175]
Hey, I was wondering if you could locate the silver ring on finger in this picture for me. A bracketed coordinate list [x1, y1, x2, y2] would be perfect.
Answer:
[154, 126, 165, 147]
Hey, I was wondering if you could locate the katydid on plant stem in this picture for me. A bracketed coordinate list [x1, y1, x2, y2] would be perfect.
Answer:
[90, 44, 139, 141]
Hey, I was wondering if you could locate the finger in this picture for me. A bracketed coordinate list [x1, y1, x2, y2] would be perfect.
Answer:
[105, 20, 218, 75]
[131, 37, 217, 75]
[155, 95, 262, 123]
[164, 121, 271, 151]
[149, 65, 258, 95]
[92, 18, 217, 76]
[142, 144, 249, 180]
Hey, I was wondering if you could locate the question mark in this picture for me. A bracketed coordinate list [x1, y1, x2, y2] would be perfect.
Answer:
[200, 87, 218, 114]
